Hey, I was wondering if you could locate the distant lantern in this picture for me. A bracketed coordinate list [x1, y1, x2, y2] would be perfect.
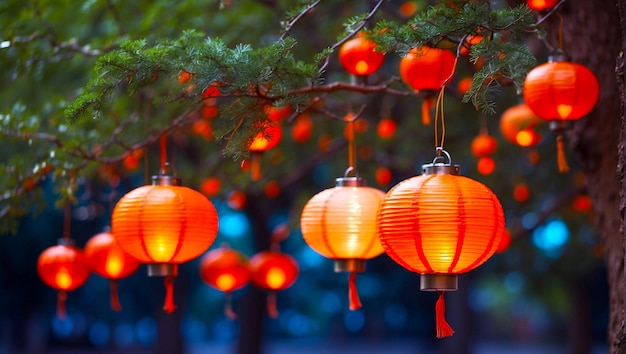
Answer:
[85, 230, 141, 311]
[300, 170, 386, 310]
[247, 105, 288, 181]
[399, 46, 456, 125]
[37, 239, 91, 319]
[249, 251, 299, 318]
[527, 0, 559, 11]
[339, 32, 385, 76]
[199, 244, 251, 319]
[523, 54, 599, 172]
[500, 103, 543, 147]
[112, 170, 219, 313]
[378, 149, 505, 338]
[471, 134, 498, 175]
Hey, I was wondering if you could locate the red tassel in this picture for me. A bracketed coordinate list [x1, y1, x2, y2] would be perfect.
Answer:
[163, 276, 177, 314]
[223, 292, 237, 320]
[348, 272, 362, 310]
[109, 280, 122, 312]
[556, 134, 570, 173]
[251, 153, 261, 181]
[267, 291, 279, 319]
[421, 97, 435, 125]
[57, 290, 67, 320]
[435, 291, 454, 338]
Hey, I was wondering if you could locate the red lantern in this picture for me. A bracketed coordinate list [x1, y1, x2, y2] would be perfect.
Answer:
[339, 32, 385, 76]
[37, 240, 91, 319]
[249, 251, 299, 318]
[527, 0, 558, 11]
[523, 54, 600, 172]
[377, 118, 397, 139]
[112, 172, 219, 313]
[248, 107, 285, 181]
[500, 103, 543, 147]
[199, 244, 251, 319]
[300, 173, 386, 310]
[85, 231, 141, 311]
[399, 46, 456, 125]
[470, 134, 497, 158]
[291, 113, 313, 143]
[378, 149, 505, 338]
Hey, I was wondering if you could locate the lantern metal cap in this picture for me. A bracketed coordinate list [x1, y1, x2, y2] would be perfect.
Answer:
[334, 259, 366, 273]
[147, 263, 179, 277]
[421, 148, 461, 176]
[57, 238, 75, 246]
[336, 166, 366, 187]
[420, 274, 458, 291]
[549, 120, 573, 132]
[152, 162, 181, 186]
[548, 50, 568, 63]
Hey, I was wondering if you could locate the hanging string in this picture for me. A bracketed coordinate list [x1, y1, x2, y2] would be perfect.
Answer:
[223, 291, 237, 320]
[109, 279, 122, 312]
[433, 87, 447, 153]
[435, 291, 454, 338]
[163, 276, 177, 313]
[348, 272, 362, 310]
[57, 290, 68, 320]
[267, 291, 279, 318]
[345, 113, 356, 170]
[160, 134, 168, 172]
[556, 133, 570, 173]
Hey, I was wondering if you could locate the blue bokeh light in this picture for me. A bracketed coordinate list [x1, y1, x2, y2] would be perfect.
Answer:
[52, 316, 73, 338]
[320, 291, 341, 314]
[532, 219, 569, 258]
[384, 304, 408, 330]
[182, 316, 209, 343]
[297, 246, 325, 269]
[88, 321, 110, 347]
[343, 311, 365, 333]
[504, 272, 525, 294]
[135, 317, 157, 347]
[219, 212, 250, 239]
[113, 323, 134, 348]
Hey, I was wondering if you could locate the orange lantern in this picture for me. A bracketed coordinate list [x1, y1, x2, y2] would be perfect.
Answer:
[499, 103, 543, 147]
[199, 244, 251, 319]
[249, 251, 299, 318]
[470, 134, 497, 158]
[378, 149, 505, 338]
[300, 170, 386, 310]
[112, 171, 219, 313]
[37, 240, 91, 319]
[338, 32, 385, 76]
[527, 0, 558, 11]
[85, 230, 141, 311]
[399, 46, 456, 125]
[523, 54, 600, 172]
[377, 118, 397, 139]
[248, 107, 286, 181]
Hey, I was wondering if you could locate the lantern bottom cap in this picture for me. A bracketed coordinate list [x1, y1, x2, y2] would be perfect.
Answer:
[334, 259, 366, 273]
[147, 263, 179, 277]
[420, 274, 458, 291]
[549, 120, 573, 132]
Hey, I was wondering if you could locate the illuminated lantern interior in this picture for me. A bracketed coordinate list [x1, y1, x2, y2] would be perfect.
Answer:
[249, 251, 299, 318]
[338, 32, 385, 76]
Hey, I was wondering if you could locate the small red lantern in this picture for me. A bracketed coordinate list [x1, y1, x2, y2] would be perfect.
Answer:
[339, 32, 385, 76]
[377, 118, 397, 139]
[112, 171, 219, 313]
[399, 46, 456, 125]
[249, 251, 299, 318]
[523, 54, 600, 172]
[470, 134, 497, 158]
[500, 103, 543, 147]
[37, 240, 92, 319]
[527, 0, 558, 11]
[85, 230, 141, 311]
[199, 244, 251, 319]
[291, 113, 313, 143]
[378, 149, 505, 338]
[300, 171, 386, 310]
[247, 106, 287, 180]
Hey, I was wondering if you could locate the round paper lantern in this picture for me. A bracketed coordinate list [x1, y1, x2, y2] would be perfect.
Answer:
[249, 251, 299, 318]
[377, 118, 397, 139]
[248, 115, 283, 181]
[500, 103, 543, 147]
[37, 240, 91, 319]
[300, 174, 385, 310]
[527, 0, 558, 11]
[523, 54, 600, 172]
[378, 150, 505, 338]
[339, 32, 385, 76]
[470, 134, 497, 158]
[399, 46, 456, 125]
[112, 172, 219, 313]
[200, 244, 251, 319]
[85, 230, 141, 311]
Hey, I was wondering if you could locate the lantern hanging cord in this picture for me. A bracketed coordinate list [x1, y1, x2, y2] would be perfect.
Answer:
[160, 134, 168, 172]
[345, 113, 357, 171]
[433, 86, 447, 153]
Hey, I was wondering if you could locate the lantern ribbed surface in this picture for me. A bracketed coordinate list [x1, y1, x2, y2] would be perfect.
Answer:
[85, 232, 140, 279]
[300, 185, 385, 260]
[37, 245, 91, 291]
[523, 60, 599, 121]
[200, 247, 251, 292]
[112, 184, 219, 264]
[378, 173, 504, 274]
[399, 46, 456, 91]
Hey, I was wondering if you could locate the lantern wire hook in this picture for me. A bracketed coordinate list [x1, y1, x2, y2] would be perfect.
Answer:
[343, 166, 358, 178]
[432, 147, 452, 166]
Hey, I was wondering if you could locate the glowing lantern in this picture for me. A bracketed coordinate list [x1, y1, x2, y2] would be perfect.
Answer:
[200, 177, 221, 197]
[377, 118, 397, 139]
[37, 240, 91, 319]
[513, 183, 530, 203]
[527, 0, 558, 11]
[399, 46, 456, 125]
[85, 230, 140, 311]
[500, 103, 543, 147]
[523, 54, 600, 172]
[476, 156, 496, 175]
[375, 166, 392, 187]
[338, 32, 385, 76]
[247, 106, 287, 180]
[457, 76, 473, 97]
[471, 134, 497, 158]
[199, 244, 251, 319]
[378, 149, 505, 338]
[249, 251, 299, 318]
[300, 171, 386, 310]
[112, 171, 219, 313]
[291, 113, 313, 143]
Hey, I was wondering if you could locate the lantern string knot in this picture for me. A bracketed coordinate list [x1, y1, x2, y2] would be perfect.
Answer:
[57, 290, 68, 320]
[224, 291, 237, 320]
[109, 280, 122, 312]
[163, 276, 177, 314]
[267, 291, 279, 319]
[435, 291, 455, 338]
[556, 133, 570, 173]
[348, 272, 362, 311]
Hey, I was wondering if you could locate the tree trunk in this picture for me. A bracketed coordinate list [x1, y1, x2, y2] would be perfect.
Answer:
[543, 1, 625, 352]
